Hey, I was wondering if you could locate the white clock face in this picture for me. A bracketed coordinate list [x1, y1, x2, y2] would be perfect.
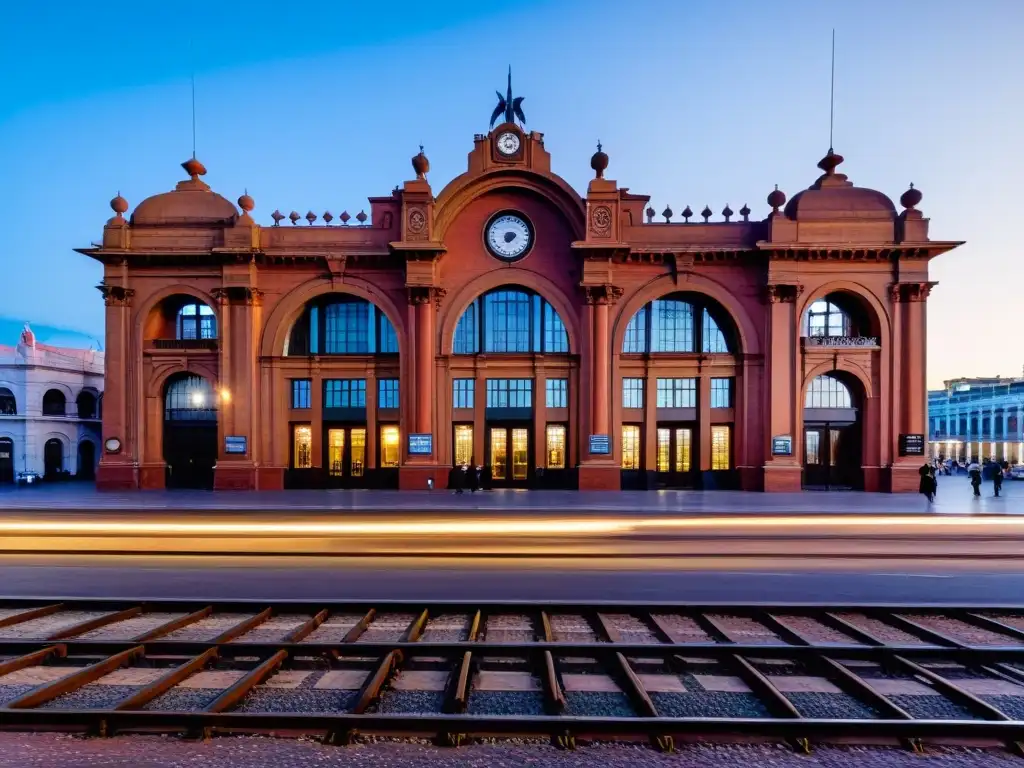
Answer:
[486, 213, 532, 260]
[496, 131, 520, 155]
[104, 437, 121, 453]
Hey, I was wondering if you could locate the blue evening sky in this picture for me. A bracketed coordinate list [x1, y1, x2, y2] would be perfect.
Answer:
[0, 0, 1020, 387]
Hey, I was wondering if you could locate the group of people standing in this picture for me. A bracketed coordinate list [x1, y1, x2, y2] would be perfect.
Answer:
[920, 459, 1010, 502]
[448, 464, 491, 494]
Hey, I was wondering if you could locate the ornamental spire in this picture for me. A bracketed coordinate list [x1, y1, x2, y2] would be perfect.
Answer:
[489, 66, 526, 128]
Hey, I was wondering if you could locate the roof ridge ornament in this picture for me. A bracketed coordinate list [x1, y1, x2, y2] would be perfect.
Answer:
[490, 66, 526, 128]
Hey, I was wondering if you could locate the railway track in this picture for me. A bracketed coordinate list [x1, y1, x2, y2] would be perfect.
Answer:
[4, 599, 1024, 755]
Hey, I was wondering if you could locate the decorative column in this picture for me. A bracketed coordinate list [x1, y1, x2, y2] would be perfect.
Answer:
[399, 286, 444, 490]
[889, 281, 934, 491]
[96, 283, 137, 490]
[579, 284, 622, 491]
[213, 286, 262, 490]
[763, 283, 802, 492]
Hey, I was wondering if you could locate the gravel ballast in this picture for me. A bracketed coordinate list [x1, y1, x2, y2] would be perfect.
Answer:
[40, 685, 140, 710]
[234, 689, 356, 713]
[564, 691, 636, 718]
[467, 690, 546, 716]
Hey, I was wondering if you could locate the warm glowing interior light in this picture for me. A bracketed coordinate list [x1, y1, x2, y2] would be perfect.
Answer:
[189, 391, 205, 407]
[219, 388, 231, 403]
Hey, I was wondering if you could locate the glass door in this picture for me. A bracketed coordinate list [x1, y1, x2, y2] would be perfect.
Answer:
[511, 428, 529, 481]
[803, 426, 827, 487]
[327, 429, 345, 477]
[655, 425, 695, 487]
[350, 428, 366, 477]
[490, 428, 508, 481]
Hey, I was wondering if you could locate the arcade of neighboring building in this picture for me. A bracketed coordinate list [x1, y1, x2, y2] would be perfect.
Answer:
[79, 85, 961, 492]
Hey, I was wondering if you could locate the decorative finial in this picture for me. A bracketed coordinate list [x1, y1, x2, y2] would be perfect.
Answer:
[701, 205, 712, 223]
[645, 206, 655, 223]
[181, 157, 206, 180]
[590, 141, 609, 179]
[767, 184, 786, 213]
[739, 203, 751, 222]
[489, 66, 527, 128]
[271, 209, 284, 226]
[288, 211, 300, 225]
[817, 147, 844, 175]
[900, 182, 923, 210]
[323, 211, 334, 225]
[682, 205, 693, 222]
[110, 192, 128, 216]
[412, 145, 430, 179]
[722, 204, 733, 222]
[305, 211, 317, 225]
[356, 210, 367, 224]
[237, 190, 254, 213]
[340, 211, 351, 225]
[662, 205, 673, 223]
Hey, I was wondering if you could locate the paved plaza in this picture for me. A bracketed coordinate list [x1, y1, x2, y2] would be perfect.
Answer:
[0, 474, 1016, 515]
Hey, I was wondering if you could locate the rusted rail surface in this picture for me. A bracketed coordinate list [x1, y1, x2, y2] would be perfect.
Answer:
[1, 598, 1024, 753]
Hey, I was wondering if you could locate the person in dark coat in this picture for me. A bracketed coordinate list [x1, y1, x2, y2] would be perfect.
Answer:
[918, 463, 935, 503]
[451, 465, 465, 494]
[469, 466, 481, 493]
[993, 461, 1004, 497]
[967, 461, 982, 497]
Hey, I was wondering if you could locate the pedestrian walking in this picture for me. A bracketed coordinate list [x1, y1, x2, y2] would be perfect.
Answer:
[968, 461, 982, 497]
[918, 462, 935, 503]
[993, 461, 1004, 498]
[451, 464, 465, 494]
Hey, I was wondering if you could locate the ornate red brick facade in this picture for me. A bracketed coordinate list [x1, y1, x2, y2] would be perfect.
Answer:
[80, 116, 960, 493]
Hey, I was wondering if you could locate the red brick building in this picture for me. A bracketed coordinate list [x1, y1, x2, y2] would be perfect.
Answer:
[81, 107, 961, 492]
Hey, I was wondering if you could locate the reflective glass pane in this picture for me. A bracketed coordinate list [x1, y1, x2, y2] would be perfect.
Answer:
[454, 425, 474, 467]
[546, 424, 566, 469]
[491, 428, 507, 480]
[711, 426, 730, 470]
[805, 430, 821, 465]
[350, 428, 366, 477]
[512, 428, 529, 480]
[829, 429, 841, 467]
[328, 429, 345, 477]
[675, 428, 692, 472]
[621, 425, 641, 470]
[656, 428, 670, 472]
[380, 425, 400, 468]
[293, 425, 312, 469]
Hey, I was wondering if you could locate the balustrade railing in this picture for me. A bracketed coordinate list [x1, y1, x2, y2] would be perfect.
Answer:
[802, 335, 879, 348]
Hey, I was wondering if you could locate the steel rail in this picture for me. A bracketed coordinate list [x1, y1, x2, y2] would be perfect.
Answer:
[3, 599, 1024, 753]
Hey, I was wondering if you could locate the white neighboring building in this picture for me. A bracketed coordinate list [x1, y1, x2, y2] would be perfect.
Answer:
[0, 325, 103, 483]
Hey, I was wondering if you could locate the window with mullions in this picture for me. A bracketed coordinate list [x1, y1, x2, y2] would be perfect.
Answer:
[286, 297, 398, 356]
[453, 288, 569, 355]
[324, 379, 366, 408]
[622, 296, 734, 354]
[710, 377, 733, 408]
[452, 379, 475, 409]
[805, 375, 852, 409]
[622, 378, 644, 409]
[291, 379, 311, 409]
[164, 375, 217, 421]
[486, 379, 533, 409]
[378, 379, 399, 409]
[802, 300, 852, 338]
[656, 378, 696, 408]
[545, 379, 567, 408]
[176, 303, 216, 340]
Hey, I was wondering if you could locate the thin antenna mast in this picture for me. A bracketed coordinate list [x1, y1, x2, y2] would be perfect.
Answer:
[190, 38, 197, 159]
[829, 28, 835, 151]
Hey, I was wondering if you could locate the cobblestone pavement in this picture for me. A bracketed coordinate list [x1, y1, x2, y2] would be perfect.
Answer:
[0, 734, 1018, 767]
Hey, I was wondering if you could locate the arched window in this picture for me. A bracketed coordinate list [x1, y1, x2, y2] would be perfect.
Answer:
[176, 303, 217, 341]
[453, 288, 569, 355]
[76, 391, 97, 420]
[287, 296, 398, 356]
[165, 375, 218, 422]
[42, 389, 67, 416]
[0, 387, 15, 416]
[805, 375, 853, 409]
[622, 295, 735, 354]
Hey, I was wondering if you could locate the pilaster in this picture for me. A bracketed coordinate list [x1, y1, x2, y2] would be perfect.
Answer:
[762, 282, 803, 492]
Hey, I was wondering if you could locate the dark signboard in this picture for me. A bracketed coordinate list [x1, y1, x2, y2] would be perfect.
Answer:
[771, 435, 793, 456]
[589, 434, 610, 455]
[408, 433, 433, 455]
[224, 436, 247, 455]
[899, 433, 925, 457]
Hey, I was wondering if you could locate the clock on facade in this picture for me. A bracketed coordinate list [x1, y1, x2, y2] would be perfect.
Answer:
[496, 131, 520, 156]
[485, 211, 533, 261]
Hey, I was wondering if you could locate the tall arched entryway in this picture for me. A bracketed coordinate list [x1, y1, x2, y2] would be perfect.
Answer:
[283, 293, 401, 489]
[0, 437, 13, 483]
[78, 441, 96, 480]
[450, 285, 573, 489]
[163, 373, 218, 489]
[617, 291, 741, 490]
[43, 438, 64, 479]
[802, 372, 864, 490]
